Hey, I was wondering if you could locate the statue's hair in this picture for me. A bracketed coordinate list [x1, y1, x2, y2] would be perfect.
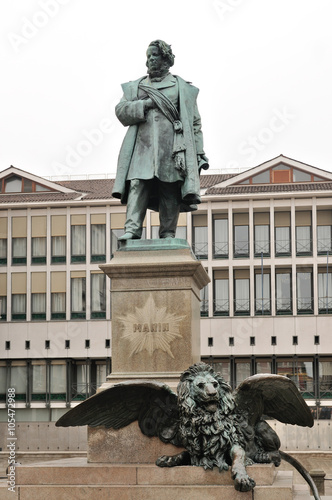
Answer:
[178, 362, 235, 417]
[148, 40, 175, 67]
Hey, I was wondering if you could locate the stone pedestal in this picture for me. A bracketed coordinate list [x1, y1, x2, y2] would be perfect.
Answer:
[99, 239, 210, 387]
[88, 240, 210, 464]
[13, 460, 312, 500]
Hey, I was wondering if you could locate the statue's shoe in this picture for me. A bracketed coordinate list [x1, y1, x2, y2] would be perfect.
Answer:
[118, 232, 140, 241]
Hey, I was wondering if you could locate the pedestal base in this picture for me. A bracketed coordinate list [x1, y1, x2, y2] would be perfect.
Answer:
[11, 459, 312, 500]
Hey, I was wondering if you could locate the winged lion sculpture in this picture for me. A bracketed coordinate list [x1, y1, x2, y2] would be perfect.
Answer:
[56, 362, 319, 498]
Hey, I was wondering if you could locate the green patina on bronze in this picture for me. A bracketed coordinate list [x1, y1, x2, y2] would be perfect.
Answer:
[112, 40, 209, 241]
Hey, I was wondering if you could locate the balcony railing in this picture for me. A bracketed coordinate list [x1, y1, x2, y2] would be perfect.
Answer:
[192, 242, 208, 259]
[297, 297, 314, 314]
[234, 241, 249, 258]
[317, 238, 332, 254]
[213, 241, 228, 259]
[255, 298, 271, 315]
[254, 240, 270, 257]
[296, 238, 312, 256]
[200, 300, 209, 317]
[275, 239, 291, 255]
[318, 297, 332, 314]
[234, 298, 250, 315]
[276, 298, 292, 314]
[71, 383, 97, 400]
[213, 299, 229, 316]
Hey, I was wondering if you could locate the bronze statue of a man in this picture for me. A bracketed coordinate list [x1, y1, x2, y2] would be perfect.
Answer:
[112, 40, 208, 240]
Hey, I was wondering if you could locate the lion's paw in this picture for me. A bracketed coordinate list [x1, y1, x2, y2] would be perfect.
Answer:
[156, 451, 190, 468]
[233, 473, 256, 492]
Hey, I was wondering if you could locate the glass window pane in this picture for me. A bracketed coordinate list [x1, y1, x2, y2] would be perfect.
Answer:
[213, 218, 228, 257]
[0, 239, 7, 259]
[31, 293, 46, 314]
[254, 225, 270, 255]
[296, 226, 311, 254]
[193, 226, 208, 258]
[276, 273, 292, 313]
[252, 170, 270, 183]
[91, 224, 106, 257]
[275, 227, 290, 254]
[50, 364, 66, 395]
[5, 176, 22, 192]
[210, 361, 230, 384]
[32, 364, 46, 394]
[317, 226, 332, 253]
[52, 236, 66, 257]
[255, 274, 270, 313]
[12, 294, 26, 314]
[234, 226, 249, 256]
[11, 365, 27, 396]
[32, 237, 46, 257]
[318, 273, 332, 312]
[12, 238, 27, 258]
[214, 279, 229, 315]
[52, 292, 66, 314]
[23, 179, 33, 192]
[236, 362, 250, 385]
[96, 365, 107, 387]
[297, 272, 313, 312]
[91, 274, 106, 313]
[256, 361, 272, 374]
[234, 278, 250, 314]
[319, 361, 332, 398]
[71, 278, 86, 315]
[71, 226, 86, 256]
[293, 169, 311, 182]
[200, 284, 209, 316]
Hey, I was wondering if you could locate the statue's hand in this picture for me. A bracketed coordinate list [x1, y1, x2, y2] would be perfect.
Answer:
[143, 98, 156, 111]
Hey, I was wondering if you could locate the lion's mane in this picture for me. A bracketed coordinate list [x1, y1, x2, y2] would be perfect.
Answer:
[177, 363, 244, 471]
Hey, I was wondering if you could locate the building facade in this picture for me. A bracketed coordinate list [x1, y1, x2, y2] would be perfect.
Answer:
[1, 155, 332, 426]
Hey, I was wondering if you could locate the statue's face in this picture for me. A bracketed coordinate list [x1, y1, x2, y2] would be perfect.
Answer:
[146, 45, 165, 73]
[192, 374, 219, 412]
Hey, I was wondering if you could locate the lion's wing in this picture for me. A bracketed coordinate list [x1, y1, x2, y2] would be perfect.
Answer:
[234, 374, 313, 427]
[56, 380, 182, 446]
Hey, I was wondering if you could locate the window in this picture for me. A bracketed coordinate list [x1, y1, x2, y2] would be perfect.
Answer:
[151, 225, 186, 239]
[0, 239, 7, 265]
[51, 292, 66, 319]
[12, 238, 27, 265]
[52, 236, 66, 263]
[207, 360, 230, 384]
[12, 217, 27, 264]
[32, 237, 46, 264]
[50, 363, 66, 400]
[317, 226, 332, 254]
[277, 359, 314, 398]
[318, 271, 332, 314]
[318, 361, 332, 399]
[233, 213, 249, 257]
[234, 270, 250, 315]
[275, 227, 290, 255]
[235, 361, 251, 385]
[317, 211, 332, 254]
[51, 215, 66, 263]
[254, 225, 270, 256]
[91, 273, 106, 319]
[192, 214, 208, 259]
[31, 363, 47, 401]
[234, 226, 249, 257]
[275, 212, 291, 256]
[276, 271, 292, 314]
[252, 170, 270, 183]
[213, 215, 228, 258]
[91, 224, 106, 262]
[296, 227, 311, 255]
[256, 361, 272, 374]
[12, 294, 26, 320]
[0, 364, 6, 400]
[72, 362, 91, 400]
[0, 296, 7, 321]
[297, 271, 313, 314]
[255, 272, 271, 315]
[213, 270, 229, 316]
[71, 276, 86, 319]
[10, 363, 27, 401]
[71, 225, 86, 263]
[31, 216, 47, 264]
[31, 293, 46, 320]
[200, 284, 209, 317]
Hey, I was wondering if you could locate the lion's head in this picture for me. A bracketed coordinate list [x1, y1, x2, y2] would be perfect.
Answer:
[177, 362, 235, 417]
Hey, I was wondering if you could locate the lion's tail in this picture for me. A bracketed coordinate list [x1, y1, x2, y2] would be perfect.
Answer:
[279, 450, 321, 500]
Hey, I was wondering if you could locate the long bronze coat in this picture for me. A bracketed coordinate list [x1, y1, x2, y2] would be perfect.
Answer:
[112, 74, 205, 212]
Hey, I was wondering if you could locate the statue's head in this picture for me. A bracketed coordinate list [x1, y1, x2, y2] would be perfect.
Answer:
[146, 40, 175, 76]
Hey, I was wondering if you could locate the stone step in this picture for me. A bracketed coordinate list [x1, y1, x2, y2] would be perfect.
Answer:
[293, 483, 311, 498]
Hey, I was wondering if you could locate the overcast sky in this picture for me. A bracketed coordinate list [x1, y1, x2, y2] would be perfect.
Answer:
[1, 0, 332, 180]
